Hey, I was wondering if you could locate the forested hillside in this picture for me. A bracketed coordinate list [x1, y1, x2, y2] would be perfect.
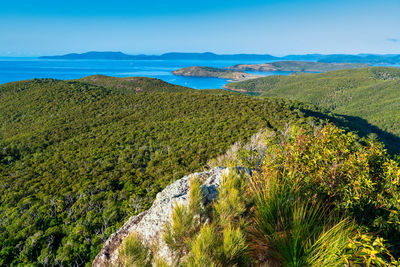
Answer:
[0, 77, 330, 266]
[76, 75, 192, 93]
[226, 60, 369, 72]
[226, 67, 400, 153]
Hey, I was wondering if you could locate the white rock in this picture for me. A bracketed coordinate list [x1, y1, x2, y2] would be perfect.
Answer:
[92, 167, 237, 267]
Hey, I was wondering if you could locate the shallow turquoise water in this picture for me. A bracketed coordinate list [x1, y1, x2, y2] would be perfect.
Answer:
[0, 58, 287, 89]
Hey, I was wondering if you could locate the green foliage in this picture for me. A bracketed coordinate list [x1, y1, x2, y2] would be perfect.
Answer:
[186, 223, 249, 267]
[214, 171, 249, 226]
[119, 125, 400, 266]
[119, 233, 173, 267]
[187, 224, 220, 267]
[119, 233, 152, 267]
[188, 176, 204, 216]
[163, 177, 204, 264]
[154, 258, 171, 267]
[221, 225, 249, 266]
[258, 124, 400, 255]
[0, 77, 318, 266]
[250, 172, 352, 267]
[226, 67, 400, 154]
[76, 75, 191, 93]
[184, 170, 251, 267]
[343, 231, 400, 267]
[163, 170, 251, 266]
[208, 129, 270, 169]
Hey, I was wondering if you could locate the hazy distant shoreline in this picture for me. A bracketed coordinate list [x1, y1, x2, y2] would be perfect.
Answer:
[38, 51, 400, 64]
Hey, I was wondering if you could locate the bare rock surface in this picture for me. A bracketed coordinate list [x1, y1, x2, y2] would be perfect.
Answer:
[92, 167, 234, 267]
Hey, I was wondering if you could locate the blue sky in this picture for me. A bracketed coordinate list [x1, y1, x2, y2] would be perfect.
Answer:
[0, 0, 399, 56]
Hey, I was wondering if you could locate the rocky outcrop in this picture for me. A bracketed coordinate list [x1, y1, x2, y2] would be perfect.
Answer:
[93, 167, 244, 267]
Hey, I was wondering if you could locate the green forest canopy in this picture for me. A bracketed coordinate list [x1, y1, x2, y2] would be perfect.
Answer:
[1, 73, 399, 266]
[0, 76, 331, 266]
[226, 67, 400, 151]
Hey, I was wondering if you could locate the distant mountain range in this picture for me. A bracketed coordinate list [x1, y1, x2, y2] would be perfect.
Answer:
[39, 51, 400, 64]
[39, 51, 278, 61]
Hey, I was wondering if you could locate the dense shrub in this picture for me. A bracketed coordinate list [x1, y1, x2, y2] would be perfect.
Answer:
[119, 124, 400, 266]
[249, 175, 353, 267]
[257, 124, 400, 255]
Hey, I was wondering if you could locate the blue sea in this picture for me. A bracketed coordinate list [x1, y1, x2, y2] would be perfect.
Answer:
[0, 58, 291, 89]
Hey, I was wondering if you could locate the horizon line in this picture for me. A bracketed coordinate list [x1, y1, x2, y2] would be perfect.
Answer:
[2, 51, 400, 58]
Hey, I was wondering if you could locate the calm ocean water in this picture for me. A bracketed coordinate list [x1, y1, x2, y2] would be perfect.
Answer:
[0, 58, 290, 89]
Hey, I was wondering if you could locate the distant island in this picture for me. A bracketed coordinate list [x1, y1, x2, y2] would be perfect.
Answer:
[172, 66, 259, 81]
[39, 51, 137, 60]
[39, 51, 278, 61]
[227, 61, 370, 72]
[319, 54, 400, 64]
[39, 51, 400, 64]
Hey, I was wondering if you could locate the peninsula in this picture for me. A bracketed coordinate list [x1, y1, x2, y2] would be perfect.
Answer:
[227, 61, 370, 72]
[172, 66, 259, 81]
